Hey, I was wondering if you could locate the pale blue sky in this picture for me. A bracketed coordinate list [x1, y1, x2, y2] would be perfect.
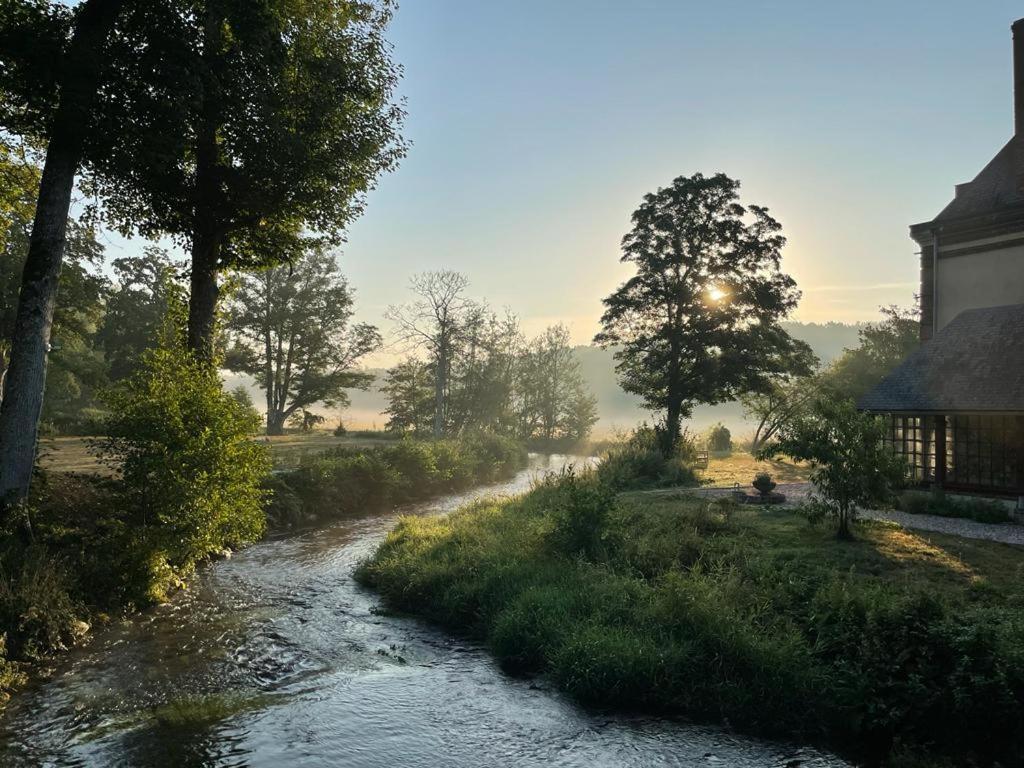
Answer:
[102, 1, 1024, 352]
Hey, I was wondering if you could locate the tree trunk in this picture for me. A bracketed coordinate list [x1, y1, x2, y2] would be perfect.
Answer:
[433, 342, 446, 439]
[266, 410, 286, 436]
[836, 505, 854, 540]
[662, 396, 682, 457]
[0, 0, 125, 512]
[187, 2, 224, 360]
[187, 244, 220, 359]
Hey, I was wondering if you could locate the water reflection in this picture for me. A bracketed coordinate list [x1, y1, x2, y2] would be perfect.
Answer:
[0, 454, 847, 767]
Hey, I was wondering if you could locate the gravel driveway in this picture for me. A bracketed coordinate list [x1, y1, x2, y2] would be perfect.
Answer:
[655, 482, 1024, 546]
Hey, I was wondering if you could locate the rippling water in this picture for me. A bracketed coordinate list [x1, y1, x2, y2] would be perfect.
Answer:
[0, 454, 849, 767]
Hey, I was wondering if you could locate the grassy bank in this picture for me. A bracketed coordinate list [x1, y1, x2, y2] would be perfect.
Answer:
[264, 433, 528, 529]
[358, 467, 1024, 767]
[0, 433, 526, 705]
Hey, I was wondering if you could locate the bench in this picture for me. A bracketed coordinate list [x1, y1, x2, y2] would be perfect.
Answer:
[695, 450, 709, 469]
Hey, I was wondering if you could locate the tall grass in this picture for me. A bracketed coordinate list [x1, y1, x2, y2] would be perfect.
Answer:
[359, 466, 1024, 766]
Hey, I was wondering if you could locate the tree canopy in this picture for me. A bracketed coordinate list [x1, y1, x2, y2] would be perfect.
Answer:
[225, 246, 380, 435]
[596, 172, 812, 455]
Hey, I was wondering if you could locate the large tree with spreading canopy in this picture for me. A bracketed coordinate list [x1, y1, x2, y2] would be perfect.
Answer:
[595, 172, 812, 456]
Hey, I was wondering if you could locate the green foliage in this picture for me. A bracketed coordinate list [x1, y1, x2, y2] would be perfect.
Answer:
[360, 467, 1024, 766]
[761, 395, 905, 539]
[702, 421, 732, 453]
[595, 172, 813, 455]
[546, 470, 615, 560]
[225, 245, 380, 435]
[894, 490, 1010, 524]
[0, 142, 110, 428]
[97, 304, 270, 580]
[596, 426, 698, 490]
[265, 433, 528, 529]
[822, 305, 920, 402]
[96, 247, 184, 382]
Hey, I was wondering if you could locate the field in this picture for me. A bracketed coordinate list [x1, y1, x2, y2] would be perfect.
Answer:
[36, 432, 399, 474]
[696, 450, 812, 487]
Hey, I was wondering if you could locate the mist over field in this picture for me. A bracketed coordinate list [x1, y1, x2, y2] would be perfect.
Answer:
[223, 320, 865, 438]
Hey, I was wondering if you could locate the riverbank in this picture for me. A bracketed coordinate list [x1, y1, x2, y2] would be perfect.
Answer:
[0, 434, 527, 706]
[0, 454, 846, 767]
[358, 467, 1024, 767]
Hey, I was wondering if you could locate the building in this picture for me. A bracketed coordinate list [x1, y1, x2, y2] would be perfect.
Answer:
[859, 19, 1024, 499]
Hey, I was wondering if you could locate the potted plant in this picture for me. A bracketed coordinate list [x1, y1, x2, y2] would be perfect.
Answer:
[752, 471, 776, 498]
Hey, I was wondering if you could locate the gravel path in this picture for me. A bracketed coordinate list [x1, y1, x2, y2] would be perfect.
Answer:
[650, 482, 1024, 546]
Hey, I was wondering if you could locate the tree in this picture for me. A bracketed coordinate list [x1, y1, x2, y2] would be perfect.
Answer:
[224, 247, 380, 436]
[381, 358, 434, 435]
[822, 305, 919, 402]
[96, 247, 183, 382]
[760, 396, 905, 539]
[446, 307, 520, 435]
[387, 271, 473, 438]
[0, 0, 126, 508]
[515, 325, 598, 443]
[0, 145, 109, 430]
[595, 172, 812, 456]
[561, 381, 599, 443]
[86, 0, 406, 358]
[742, 378, 815, 454]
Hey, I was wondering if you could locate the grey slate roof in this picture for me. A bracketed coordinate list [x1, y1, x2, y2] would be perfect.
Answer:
[935, 136, 1024, 221]
[858, 304, 1024, 413]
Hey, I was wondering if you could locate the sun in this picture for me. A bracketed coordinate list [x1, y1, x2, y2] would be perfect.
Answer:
[708, 285, 727, 302]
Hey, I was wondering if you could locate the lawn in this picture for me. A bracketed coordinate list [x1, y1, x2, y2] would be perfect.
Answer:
[697, 449, 811, 487]
[36, 431, 399, 474]
[359, 468, 1024, 767]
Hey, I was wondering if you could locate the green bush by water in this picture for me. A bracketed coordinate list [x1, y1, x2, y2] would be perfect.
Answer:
[359, 466, 1024, 766]
[266, 433, 527, 529]
[595, 426, 698, 490]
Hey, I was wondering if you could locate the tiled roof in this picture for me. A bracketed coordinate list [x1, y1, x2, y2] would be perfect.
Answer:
[858, 303, 1024, 413]
[935, 136, 1024, 221]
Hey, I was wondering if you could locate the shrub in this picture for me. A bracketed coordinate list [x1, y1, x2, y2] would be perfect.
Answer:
[98, 332, 270, 583]
[597, 426, 697, 490]
[895, 490, 1009, 524]
[267, 434, 528, 529]
[0, 544, 81, 661]
[760, 395, 905, 539]
[547, 470, 615, 560]
[702, 422, 732, 453]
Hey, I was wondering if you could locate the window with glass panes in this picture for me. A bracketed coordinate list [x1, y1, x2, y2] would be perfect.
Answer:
[882, 415, 935, 484]
[946, 415, 1024, 492]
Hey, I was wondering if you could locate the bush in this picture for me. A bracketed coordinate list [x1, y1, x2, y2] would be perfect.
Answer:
[267, 434, 528, 529]
[895, 490, 1009, 524]
[98, 341, 270, 589]
[597, 426, 697, 490]
[547, 470, 615, 560]
[702, 422, 732, 453]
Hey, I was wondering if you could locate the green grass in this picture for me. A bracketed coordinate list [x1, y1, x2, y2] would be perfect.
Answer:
[358, 470, 1024, 767]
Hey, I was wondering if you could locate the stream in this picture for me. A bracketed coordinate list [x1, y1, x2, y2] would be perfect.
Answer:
[0, 454, 849, 767]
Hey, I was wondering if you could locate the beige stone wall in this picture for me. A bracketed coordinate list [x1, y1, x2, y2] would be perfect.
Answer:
[935, 239, 1024, 330]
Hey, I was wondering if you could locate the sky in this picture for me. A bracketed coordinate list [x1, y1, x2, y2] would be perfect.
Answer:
[102, 1, 1024, 357]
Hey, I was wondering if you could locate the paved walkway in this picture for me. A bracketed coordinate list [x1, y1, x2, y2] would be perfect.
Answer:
[650, 482, 1024, 546]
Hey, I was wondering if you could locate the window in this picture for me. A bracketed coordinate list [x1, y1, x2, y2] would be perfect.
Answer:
[947, 415, 1024, 492]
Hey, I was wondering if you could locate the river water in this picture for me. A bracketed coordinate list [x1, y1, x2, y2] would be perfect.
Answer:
[0, 454, 849, 767]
